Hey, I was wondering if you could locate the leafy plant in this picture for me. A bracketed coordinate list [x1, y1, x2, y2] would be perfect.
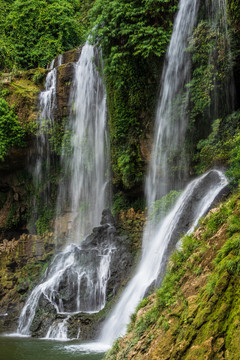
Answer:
[1, 0, 83, 70]
[0, 97, 25, 160]
[88, 0, 178, 192]
[149, 190, 182, 223]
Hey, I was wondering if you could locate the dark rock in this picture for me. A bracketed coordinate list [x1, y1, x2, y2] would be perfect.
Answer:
[100, 208, 115, 226]
[155, 170, 229, 287]
[30, 296, 57, 337]
[28, 209, 134, 339]
[56, 63, 75, 120]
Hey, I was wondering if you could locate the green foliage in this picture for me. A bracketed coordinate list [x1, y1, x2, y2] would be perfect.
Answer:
[0, 97, 25, 160]
[35, 206, 55, 235]
[227, 214, 240, 236]
[149, 190, 182, 223]
[194, 110, 240, 175]
[226, 132, 240, 185]
[1, 0, 83, 70]
[32, 69, 46, 85]
[90, 0, 177, 60]
[136, 297, 149, 312]
[112, 192, 130, 214]
[205, 273, 220, 295]
[134, 306, 159, 338]
[88, 0, 177, 191]
[185, 11, 234, 172]
[187, 18, 232, 121]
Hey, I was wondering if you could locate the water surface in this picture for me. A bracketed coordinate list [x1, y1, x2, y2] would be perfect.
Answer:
[0, 335, 106, 360]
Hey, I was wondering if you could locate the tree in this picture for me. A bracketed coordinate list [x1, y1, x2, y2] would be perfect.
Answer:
[1, 0, 83, 70]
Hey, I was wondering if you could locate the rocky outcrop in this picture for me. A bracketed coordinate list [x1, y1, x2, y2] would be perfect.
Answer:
[55, 47, 82, 120]
[29, 209, 134, 339]
[0, 232, 57, 332]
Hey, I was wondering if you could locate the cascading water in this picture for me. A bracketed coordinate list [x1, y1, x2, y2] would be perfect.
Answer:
[45, 316, 70, 341]
[55, 44, 109, 240]
[30, 54, 63, 232]
[204, 0, 234, 117]
[99, 170, 228, 344]
[145, 0, 200, 206]
[99, 0, 231, 346]
[17, 44, 111, 338]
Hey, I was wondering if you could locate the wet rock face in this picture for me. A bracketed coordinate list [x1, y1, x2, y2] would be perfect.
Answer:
[30, 209, 134, 339]
[156, 170, 230, 287]
[0, 232, 56, 333]
[80, 209, 134, 303]
[56, 63, 74, 120]
[0, 171, 30, 236]
[55, 47, 82, 121]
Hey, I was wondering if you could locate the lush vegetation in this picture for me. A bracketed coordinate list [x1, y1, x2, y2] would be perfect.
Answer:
[0, 0, 93, 70]
[0, 97, 25, 160]
[105, 190, 240, 359]
[89, 0, 178, 193]
[184, 1, 240, 183]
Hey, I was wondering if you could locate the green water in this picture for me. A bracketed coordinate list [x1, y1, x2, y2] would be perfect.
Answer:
[0, 336, 106, 360]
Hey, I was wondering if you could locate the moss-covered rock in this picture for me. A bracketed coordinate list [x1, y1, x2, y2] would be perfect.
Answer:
[0, 232, 58, 332]
[105, 191, 240, 359]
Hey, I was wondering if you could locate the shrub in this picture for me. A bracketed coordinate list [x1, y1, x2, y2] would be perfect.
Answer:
[0, 97, 25, 160]
[1, 0, 83, 70]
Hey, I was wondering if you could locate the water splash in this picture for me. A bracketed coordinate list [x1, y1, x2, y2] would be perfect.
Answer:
[45, 316, 70, 341]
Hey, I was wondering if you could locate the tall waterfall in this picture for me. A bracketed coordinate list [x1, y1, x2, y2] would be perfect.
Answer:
[17, 44, 110, 337]
[100, 170, 228, 344]
[55, 44, 109, 241]
[145, 0, 200, 206]
[99, 0, 230, 345]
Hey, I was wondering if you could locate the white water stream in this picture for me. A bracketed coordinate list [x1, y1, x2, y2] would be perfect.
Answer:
[17, 44, 111, 338]
[98, 0, 230, 346]
[145, 0, 200, 205]
[33, 54, 63, 188]
[99, 170, 228, 344]
[56, 44, 109, 240]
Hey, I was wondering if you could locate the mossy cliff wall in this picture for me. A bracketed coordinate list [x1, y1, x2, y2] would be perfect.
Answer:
[0, 48, 82, 238]
[0, 49, 82, 329]
[105, 191, 240, 359]
[0, 232, 56, 331]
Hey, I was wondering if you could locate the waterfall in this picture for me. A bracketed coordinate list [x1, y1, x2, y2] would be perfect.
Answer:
[99, 170, 228, 344]
[45, 316, 70, 341]
[99, 0, 231, 346]
[17, 44, 111, 337]
[30, 54, 63, 232]
[145, 0, 200, 207]
[55, 44, 109, 241]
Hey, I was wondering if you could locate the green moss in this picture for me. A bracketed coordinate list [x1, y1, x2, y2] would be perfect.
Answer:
[106, 189, 240, 359]
[6, 202, 19, 229]
[10, 79, 39, 98]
